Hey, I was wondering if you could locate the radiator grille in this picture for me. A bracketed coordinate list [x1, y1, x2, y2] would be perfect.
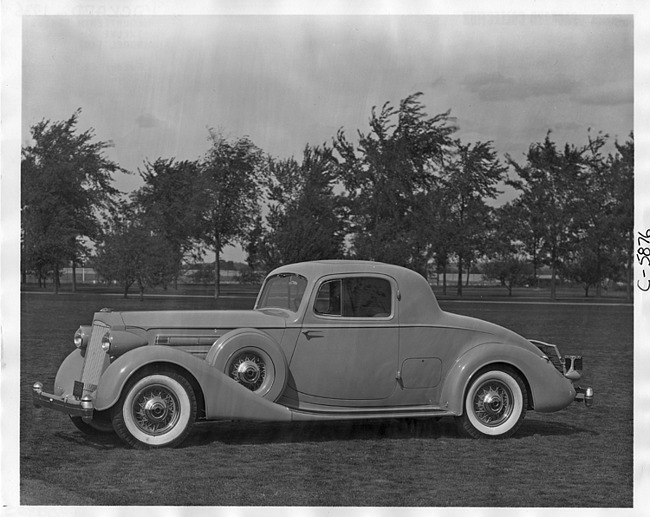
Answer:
[79, 321, 110, 397]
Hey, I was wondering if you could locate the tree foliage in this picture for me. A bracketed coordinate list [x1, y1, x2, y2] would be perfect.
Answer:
[248, 145, 347, 271]
[442, 140, 507, 294]
[197, 130, 265, 297]
[506, 133, 597, 299]
[131, 158, 205, 283]
[93, 203, 178, 299]
[21, 109, 125, 291]
[334, 92, 456, 276]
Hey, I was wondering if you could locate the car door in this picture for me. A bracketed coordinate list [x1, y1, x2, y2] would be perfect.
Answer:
[289, 274, 399, 401]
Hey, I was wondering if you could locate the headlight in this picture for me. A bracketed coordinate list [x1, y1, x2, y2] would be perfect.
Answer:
[101, 332, 111, 353]
[74, 326, 92, 350]
[100, 330, 147, 357]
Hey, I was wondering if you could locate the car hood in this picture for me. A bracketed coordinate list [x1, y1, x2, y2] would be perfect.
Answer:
[96, 309, 288, 331]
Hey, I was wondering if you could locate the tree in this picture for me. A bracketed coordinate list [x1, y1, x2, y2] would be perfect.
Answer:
[198, 130, 265, 298]
[482, 205, 534, 296]
[607, 133, 634, 300]
[21, 109, 125, 292]
[562, 131, 621, 296]
[507, 133, 593, 300]
[443, 140, 507, 295]
[131, 158, 205, 285]
[250, 145, 347, 271]
[93, 203, 178, 299]
[333, 92, 456, 276]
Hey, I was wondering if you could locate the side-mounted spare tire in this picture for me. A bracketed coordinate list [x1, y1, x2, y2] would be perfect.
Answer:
[206, 329, 288, 402]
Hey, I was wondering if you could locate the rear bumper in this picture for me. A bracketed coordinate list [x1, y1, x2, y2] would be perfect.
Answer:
[32, 382, 94, 417]
[574, 386, 594, 407]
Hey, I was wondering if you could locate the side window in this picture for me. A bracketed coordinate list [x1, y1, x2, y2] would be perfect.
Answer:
[314, 277, 392, 318]
[314, 280, 342, 316]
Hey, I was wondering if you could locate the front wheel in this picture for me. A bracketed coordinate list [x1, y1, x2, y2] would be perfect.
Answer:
[111, 370, 197, 449]
[455, 367, 527, 439]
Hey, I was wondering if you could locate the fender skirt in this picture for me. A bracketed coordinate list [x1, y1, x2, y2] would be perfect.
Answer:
[93, 345, 292, 422]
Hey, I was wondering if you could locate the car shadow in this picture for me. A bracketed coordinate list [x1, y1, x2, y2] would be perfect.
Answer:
[53, 416, 596, 450]
[182, 416, 596, 447]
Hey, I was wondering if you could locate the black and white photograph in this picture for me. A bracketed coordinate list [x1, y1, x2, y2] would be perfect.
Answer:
[1, 0, 646, 515]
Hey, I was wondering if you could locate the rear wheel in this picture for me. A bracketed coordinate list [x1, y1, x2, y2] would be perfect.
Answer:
[111, 370, 196, 449]
[455, 367, 527, 439]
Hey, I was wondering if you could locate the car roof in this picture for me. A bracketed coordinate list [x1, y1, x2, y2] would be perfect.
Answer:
[270, 259, 399, 277]
[268, 260, 442, 323]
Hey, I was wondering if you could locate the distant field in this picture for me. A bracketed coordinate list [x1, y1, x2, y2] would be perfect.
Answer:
[18, 291, 633, 506]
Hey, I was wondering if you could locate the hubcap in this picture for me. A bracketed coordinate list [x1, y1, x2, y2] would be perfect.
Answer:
[472, 380, 514, 427]
[131, 384, 180, 435]
[230, 352, 266, 391]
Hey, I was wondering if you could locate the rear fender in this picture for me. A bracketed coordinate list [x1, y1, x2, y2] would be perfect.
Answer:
[440, 341, 576, 415]
[94, 345, 292, 422]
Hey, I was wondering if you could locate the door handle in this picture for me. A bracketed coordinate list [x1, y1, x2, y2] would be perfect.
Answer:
[302, 330, 323, 340]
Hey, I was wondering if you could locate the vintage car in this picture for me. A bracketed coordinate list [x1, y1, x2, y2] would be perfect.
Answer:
[33, 260, 593, 448]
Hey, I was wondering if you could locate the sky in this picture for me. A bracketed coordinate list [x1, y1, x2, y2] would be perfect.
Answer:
[21, 15, 633, 182]
[18, 12, 635, 261]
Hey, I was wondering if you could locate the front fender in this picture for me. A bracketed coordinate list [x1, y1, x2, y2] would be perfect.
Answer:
[440, 341, 576, 415]
[94, 345, 292, 422]
[53, 349, 86, 397]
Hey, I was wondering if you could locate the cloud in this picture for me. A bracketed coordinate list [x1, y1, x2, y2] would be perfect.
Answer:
[462, 71, 578, 101]
[574, 83, 633, 107]
[135, 113, 164, 129]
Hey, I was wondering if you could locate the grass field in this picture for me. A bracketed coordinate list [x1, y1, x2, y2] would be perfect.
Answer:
[18, 289, 633, 507]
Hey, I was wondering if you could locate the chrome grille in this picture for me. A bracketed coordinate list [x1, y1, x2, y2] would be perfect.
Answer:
[79, 321, 110, 397]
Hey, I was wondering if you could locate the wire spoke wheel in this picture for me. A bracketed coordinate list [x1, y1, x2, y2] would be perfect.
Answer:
[471, 380, 514, 427]
[131, 383, 181, 436]
[225, 347, 276, 397]
[229, 351, 267, 392]
[112, 370, 197, 449]
[456, 367, 527, 439]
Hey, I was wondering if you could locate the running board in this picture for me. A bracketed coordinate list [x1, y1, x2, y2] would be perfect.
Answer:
[287, 406, 456, 422]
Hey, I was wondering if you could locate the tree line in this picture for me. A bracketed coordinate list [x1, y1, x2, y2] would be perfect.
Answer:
[21, 93, 634, 300]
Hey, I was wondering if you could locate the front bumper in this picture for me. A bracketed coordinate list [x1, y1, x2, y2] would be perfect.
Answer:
[32, 382, 94, 418]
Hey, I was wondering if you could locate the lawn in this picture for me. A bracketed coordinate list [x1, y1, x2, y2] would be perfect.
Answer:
[17, 289, 633, 507]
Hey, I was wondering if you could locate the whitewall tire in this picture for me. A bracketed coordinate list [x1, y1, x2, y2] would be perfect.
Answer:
[111, 370, 197, 449]
[455, 367, 527, 439]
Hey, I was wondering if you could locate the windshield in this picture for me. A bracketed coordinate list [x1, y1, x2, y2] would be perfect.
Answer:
[256, 273, 308, 312]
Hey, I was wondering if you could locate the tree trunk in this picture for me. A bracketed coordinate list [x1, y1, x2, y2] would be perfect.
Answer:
[54, 265, 60, 294]
[442, 260, 447, 295]
[626, 251, 632, 302]
[550, 263, 557, 301]
[72, 261, 77, 293]
[457, 255, 463, 296]
[550, 244, 557, 301]
[214, 231, 221, 299]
